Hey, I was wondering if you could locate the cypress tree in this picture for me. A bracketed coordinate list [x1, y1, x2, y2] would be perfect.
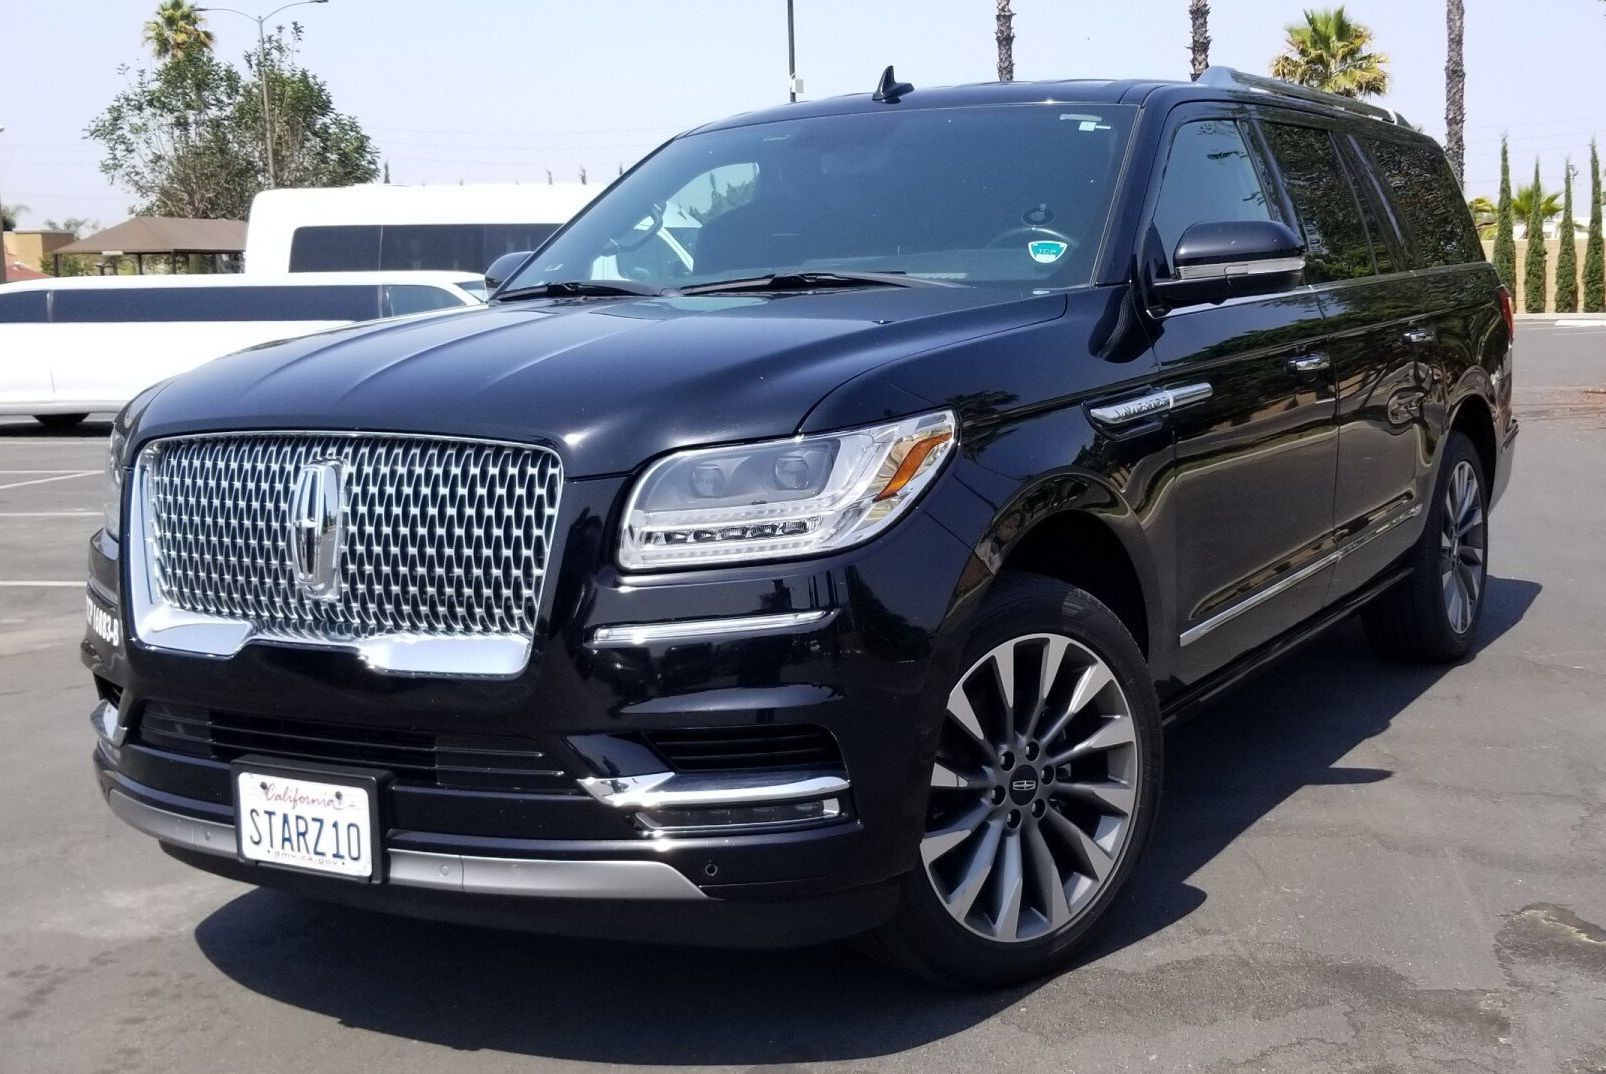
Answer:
[1557, 161, 1579, 312]
[1585, 140, 1605, 312]
[1493, 137, 1517, 289]
[1523, 160, 1547, 313]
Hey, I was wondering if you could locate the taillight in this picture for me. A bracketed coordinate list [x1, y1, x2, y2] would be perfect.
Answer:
[1497, 286, 1514, 339]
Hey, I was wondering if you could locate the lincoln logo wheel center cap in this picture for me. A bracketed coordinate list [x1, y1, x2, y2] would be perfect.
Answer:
[1008, 765, 1040, 805]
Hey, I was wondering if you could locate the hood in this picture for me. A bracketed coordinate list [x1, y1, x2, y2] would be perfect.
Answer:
[133, 288, 1066, 477]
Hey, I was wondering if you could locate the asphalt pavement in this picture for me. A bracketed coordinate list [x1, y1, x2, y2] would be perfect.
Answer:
[2, 323, 1602, 1073]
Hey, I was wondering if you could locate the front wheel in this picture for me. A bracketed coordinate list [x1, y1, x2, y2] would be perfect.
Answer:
[1362, 432, 1489, 663]
[868, 573, 1162, 988]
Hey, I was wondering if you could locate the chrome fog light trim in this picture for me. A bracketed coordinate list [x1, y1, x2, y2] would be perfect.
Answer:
[588, 609, 834, 649]
[579, 769, 849, 810]
[90, 700, 126, 747]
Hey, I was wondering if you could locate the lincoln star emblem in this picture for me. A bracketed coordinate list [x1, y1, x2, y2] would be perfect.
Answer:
[289, 460, 345, 601]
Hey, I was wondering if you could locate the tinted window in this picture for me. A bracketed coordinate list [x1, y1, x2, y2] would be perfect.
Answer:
[51, 285, 379, 323]
[1364, 138, 1483, 268]
[0, 290, 48, 323]
[384, 284, 466, 317]
[1261, 123, 1375, 282]
[290, 223, 563, 273]
[1152, 120, 1274, 269]
[289, 226, 381, 272]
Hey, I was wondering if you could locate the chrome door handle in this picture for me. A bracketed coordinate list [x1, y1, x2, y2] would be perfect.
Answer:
[1285, 353, 1330, 375]
[1403, 325, 1437, 346]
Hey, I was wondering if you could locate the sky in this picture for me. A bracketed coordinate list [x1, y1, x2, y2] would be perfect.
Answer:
[4, 0, 1605, 229]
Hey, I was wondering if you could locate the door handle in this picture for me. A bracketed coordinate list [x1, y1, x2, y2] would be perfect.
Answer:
[1285, 353, 1330, 375]
[1403, 325, 1437, 346]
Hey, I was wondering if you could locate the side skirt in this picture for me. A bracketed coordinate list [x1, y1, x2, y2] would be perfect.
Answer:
[1157, 565, 1411, 729]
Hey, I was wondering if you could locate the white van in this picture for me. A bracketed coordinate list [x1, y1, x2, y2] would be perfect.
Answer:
[244, 184, 598, 275]
[0, 271, 483, 426]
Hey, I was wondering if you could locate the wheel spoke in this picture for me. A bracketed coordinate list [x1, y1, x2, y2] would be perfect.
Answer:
[1023, 820, 1072, 928]
[1051, 779, 1136, 817]
[1044, 808, 1114, 883]
[990, 644, 1016, 732]
[1036, 661, 1114, 748]
[944, 685, 997, 763]
[943, 816, 1005, 919]
[1458, 544, 1484, 567]
[1026, 636, 1071, 738]
[1457, 504, 1484, 539]
[1457, 561, 1482, 610]
[920, 800, 990, 864]
[987, 830, 1025, 941]
[1047, 716, 1135, 767]
[930, 760, 990, 792]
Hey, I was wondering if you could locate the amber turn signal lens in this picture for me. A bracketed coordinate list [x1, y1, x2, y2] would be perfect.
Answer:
[874, 432, 953, 502]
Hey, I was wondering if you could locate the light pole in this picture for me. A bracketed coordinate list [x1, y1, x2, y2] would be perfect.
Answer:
[786, 0, 799, 102]
[198, 0, 328, 188]
[0, 126, 8, 286]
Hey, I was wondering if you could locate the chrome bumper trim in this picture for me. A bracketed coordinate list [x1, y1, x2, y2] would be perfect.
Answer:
[579, 770, 850, 810]
[588, 609, 835, 649]
[105, 789, 708, 901]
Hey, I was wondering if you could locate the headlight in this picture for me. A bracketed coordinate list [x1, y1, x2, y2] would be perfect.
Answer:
[103, 424, 129, 542]
[619, 410, 956, 570]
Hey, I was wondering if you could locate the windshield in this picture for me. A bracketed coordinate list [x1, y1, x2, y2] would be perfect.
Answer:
[505, 103, 1136, 293]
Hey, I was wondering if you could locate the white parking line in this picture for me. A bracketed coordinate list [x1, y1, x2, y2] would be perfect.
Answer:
[0, 581, 84, 588]
[0, 512, 99, 518]
[0, 471, 97, 491]
[0, 470, 93, 474]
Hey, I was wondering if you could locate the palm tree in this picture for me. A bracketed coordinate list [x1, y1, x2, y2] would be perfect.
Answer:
[1467, 196, 1496, 238]
[142, 1, 215, 63]
[1, 203, 28, 231]
[1445, 0, 1465, 183]
[996, 0, 1015, 82]
[1511, 181, 1562, 233]
[1270, 7, 1390, 99]
[1190, 2, 1211, 80]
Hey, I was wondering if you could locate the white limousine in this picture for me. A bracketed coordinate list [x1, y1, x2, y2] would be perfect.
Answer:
[0, 271, 484, 426]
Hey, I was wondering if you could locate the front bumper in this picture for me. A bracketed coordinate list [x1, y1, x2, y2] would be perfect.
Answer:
[83, 469, 992, 944]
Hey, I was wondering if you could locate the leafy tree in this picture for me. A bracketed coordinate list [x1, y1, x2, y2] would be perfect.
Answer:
[0, 203, 26, 230]
[42, 217, 97, 237]
[1444, 0, 1465, 182]
[1556, 163, 1579, 312]
[1467, 196, 1495, 237]
[1586, 141, 1605, 311]
[1492, 138, 1516, 288]
[995, 0, 1014, 82]
[143, 0, 214, 62]
[1523, 161, 1547, 313]
[1190, 2, 1211, 80]
[88, 27, 376, 220]
[1270, 7, 1390, 98]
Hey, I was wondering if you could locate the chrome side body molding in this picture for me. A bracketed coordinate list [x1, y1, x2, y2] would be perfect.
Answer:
[1088, 383, 1213, 428]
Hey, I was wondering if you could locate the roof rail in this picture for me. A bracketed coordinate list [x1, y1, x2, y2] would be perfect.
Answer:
[1197, 66, 1406, 127]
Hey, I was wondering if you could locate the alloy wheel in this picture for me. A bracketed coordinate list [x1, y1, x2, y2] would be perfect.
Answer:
[1440, 460, 1486, 634]
[922, 633, 1142, 943]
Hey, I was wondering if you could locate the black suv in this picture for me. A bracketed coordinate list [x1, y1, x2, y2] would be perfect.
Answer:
[86, 68, 1516, 987]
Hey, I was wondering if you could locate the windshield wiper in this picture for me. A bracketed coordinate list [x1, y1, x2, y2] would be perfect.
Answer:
[496, 280, 663, 301]
[674, 270, 956, 296]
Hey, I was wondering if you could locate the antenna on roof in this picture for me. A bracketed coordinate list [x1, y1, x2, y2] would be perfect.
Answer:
[872, 66, 914, 104]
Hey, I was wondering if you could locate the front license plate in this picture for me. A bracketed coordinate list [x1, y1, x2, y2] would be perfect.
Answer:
[235, 768, 376, 880]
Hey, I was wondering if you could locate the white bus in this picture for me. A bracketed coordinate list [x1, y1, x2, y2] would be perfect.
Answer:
[244, 184, 599, 275]
[0, 271, 484, 426]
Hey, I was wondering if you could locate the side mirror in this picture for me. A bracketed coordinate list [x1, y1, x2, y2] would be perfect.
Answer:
[485, 250, 534, 293]
[1149, 220, 1305, 308]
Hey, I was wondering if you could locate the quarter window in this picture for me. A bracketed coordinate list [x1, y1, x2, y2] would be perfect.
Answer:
[1261, 123, 1375, 282]
[50, 285, 381, 323]
[0, 290, 48, 323]
[1363, 138, 1483, 268]
[1151, 120, 1274, 269]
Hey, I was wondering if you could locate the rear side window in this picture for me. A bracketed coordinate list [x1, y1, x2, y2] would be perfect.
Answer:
[290, 224, 563, 273]
[51, 285, 380, 323]
[0, 290, 48, 323]
[1151, 120, 1274, 268]
[1261, 122, 1375, 282]
[384, 284, 466, 317]
[1364, 138, 1483, 268]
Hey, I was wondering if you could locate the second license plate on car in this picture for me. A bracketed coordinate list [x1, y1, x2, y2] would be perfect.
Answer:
[235, 766, 377, 880]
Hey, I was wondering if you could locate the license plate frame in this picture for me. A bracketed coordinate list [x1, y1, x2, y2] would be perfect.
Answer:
[231, 756, 387, 884]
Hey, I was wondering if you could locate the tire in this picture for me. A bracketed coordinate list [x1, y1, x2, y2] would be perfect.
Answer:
[33, 413, 89, 429]
[1362, 431, 1489, 663]
[867, 572, 1163, 988]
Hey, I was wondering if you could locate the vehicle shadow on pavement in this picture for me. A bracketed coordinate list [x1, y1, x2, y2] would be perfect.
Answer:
[0, 418, 112, 438]
[192, 576, 1540, 1065]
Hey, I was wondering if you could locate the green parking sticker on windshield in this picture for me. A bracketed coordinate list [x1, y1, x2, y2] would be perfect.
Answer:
[1028, 240, 1067, 264]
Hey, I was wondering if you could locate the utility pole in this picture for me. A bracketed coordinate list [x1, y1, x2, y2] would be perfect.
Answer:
[0, 127, 8, 286]
[786, 0, 799, 102]
[199, 1, 329, 188]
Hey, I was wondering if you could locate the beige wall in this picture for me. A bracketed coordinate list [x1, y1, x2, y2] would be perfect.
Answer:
[1480, 238, 1600, 313]
[2, 230, 75, 271]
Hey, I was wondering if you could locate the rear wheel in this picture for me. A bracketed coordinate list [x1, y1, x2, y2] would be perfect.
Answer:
[869, 573, 1162, 988]
[1362, 431, 1488, 662]
[33, 413, 88, 429]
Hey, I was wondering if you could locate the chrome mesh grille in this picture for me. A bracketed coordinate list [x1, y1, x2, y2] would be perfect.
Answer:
[142, 433, 561, 642]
